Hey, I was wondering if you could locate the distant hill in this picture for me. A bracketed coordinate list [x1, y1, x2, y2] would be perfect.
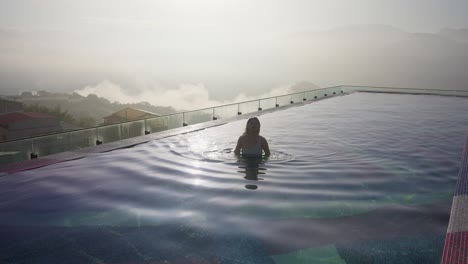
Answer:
[18, 91, 177, 128]
[290, 24, 468, 90]
[438, 28, 468, 43]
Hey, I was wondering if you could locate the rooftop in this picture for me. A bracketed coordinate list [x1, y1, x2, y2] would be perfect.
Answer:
[0, 112, 57, 126]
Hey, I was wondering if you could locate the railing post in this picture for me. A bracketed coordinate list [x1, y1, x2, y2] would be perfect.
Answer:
[258, 100, 262, 111]
[30, 139, 37, 159]
[303, 91, 306, 101]
[144, 119, 150, 135]
[95, 127, 102, 145]
[183, 112, 187, 126]
[237, 104, 242, 115]
[275, 97, 279, 107]
[212, 108, 217, 120]
[68, 132, 72, 150]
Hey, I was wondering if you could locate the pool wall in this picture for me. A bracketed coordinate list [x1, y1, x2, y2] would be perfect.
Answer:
[442, 134, 468, 263]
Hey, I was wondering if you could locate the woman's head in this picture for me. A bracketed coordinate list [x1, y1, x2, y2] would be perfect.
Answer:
[245, 117, 261, 135]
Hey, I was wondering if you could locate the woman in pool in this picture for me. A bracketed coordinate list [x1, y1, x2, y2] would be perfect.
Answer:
[234, 117, 271, 157]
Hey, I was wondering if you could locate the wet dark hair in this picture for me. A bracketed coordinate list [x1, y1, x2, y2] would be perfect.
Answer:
[244, 117, 260, 135]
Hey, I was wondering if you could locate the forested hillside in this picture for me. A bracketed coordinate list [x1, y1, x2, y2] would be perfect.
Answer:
[19, 91, 177, 128]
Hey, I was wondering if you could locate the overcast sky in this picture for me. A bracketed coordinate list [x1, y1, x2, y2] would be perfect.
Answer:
[1, 0, 468, 109]
[2, 0, 468, 32]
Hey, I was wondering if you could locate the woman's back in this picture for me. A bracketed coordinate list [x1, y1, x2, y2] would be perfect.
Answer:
[240, 136, 263, 156]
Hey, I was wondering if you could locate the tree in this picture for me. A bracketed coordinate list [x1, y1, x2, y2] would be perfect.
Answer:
[78, 116, 97, 128]
[24, 104, 77, 127]
[37, 90, 51, 96]
[21, 91, 33, 97]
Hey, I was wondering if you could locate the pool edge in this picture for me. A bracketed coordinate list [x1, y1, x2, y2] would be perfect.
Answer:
[441, 133, 468, 263]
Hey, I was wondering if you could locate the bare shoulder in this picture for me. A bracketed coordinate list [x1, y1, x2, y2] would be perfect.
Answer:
[259, 135, 268, 143]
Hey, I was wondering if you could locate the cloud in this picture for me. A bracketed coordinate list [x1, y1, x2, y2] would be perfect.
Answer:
[74, 80, 309, 111]
[160, 83, 222, 110]
[232, 84, 293, 103]
[232, 82, 320, 102]
[75, 81, 228, 110]
[75, 81, 132, 103]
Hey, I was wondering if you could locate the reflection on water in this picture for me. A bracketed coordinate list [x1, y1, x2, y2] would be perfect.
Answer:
[1, 93, 468, 263]
[237, 156, 267, 190]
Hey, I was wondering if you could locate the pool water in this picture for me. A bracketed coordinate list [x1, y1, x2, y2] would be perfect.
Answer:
[1, 93, 468, 264]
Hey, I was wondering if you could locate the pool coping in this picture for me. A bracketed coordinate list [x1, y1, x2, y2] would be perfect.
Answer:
[441, 134, 468, 263]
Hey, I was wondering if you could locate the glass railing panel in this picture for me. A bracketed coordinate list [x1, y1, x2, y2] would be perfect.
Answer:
[97, 124, 121, 144]
[259, 98, 276, 110]
[121, 120, 145, 139]
[183, 109, 213, 125]
[291, 92, 305, 104]
[340, 85, 360, 93]
[422, 89, 461, 96]
[69, 128, 97, 149]
[238, 101, 260, 115]
[339, 86, 346, 94]
[317, 90, 325, 99]
[213, 104, 238, 120]
[0, 139, 32, 164]
[146, 116, 168, 133]
[33, 133, 70, 157]
[328, 86, 341, 96]
[168, 114, 183, 129]
[421, 89, 441, 95]
[305, 90, 319, 100]
[321, 88, 332, 97]
[375, 87, 425, 94]
[276, 95, 291, 107]
[342, 86, 468, 97]
[343, 86, 406, 94]
[456, 90, 468, 97]
[450, 90, 467, 96]
[369, 86, 402, 94]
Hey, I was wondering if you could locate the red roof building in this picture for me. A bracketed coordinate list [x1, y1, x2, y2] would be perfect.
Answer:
[0, 112, 62, 141]
[103, 107, 160, 125]
[0, 97, 23, 113]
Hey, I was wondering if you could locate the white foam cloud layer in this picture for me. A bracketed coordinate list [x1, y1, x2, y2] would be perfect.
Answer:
[75, 80, 300, 110]
[75, 80, 298, 111]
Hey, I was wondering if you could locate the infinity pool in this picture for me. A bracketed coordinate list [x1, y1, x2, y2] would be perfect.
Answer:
[1, 93, 468, 264]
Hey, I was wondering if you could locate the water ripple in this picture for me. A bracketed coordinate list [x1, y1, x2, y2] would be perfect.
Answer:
[0, 93, 467, 262]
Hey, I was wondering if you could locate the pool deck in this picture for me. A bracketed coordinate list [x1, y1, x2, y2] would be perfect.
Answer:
[441, 134, 468, 264]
